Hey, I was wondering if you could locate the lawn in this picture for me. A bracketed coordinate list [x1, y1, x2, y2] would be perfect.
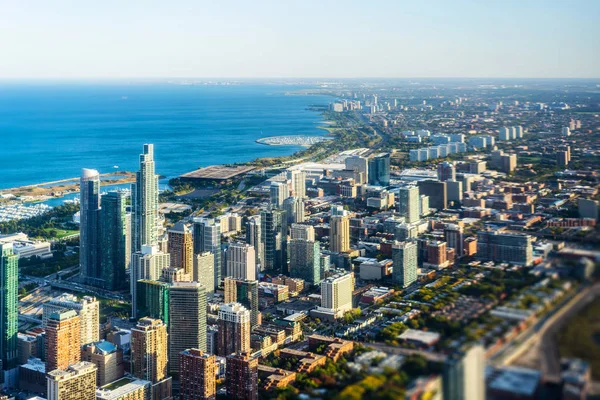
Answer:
[557, 298, 600, 379]
[42, 228, 79, 239]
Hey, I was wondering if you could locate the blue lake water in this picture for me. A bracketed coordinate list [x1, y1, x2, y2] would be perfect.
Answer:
[0, 82, 330, 190]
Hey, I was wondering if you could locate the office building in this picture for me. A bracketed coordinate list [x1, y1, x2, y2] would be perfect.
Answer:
[168, 283, 207, 373]
[98, 191, 128, 291]
[446, 180, 463, 204]
[287, 169, 306, 199]
[132, 144, 159, 253]
[245, 216, 264, 268]
[442, 346, 485, 400]
[477, 231, 533, 266]
[283, 196, 305, 224]
[392, 241, 418, 288]
[193, 218, 222, 288]
[368, 153, 391, 186]
[578, 198, 599, 220]
[0, 243, 18, 385]
[290, 223, 314, 241]
[260, 208, 287, 272]
[225, 353, 258, 400]
[81, 340, 124, 386]
[217, 303, 251, 356]
[417, 180, 447, 211]
[130, 318, 172, 399]
[194, 252, 215, 296]
[345, 155, 369, 184]
[42, 293, 99, 347]
[225, 242, 256, 281]
[269, 182, 288, 208]
[130, 246, 170, 319]
[224, 278, 260, 328]
[79, 168, 101, 285]
[45, 310, 81, 372]
[437, 162, 456, 182]
[320, 272, 354, 314]
[289, 239, 321, 285]
[136, 280, 170, 326]
[46, 361, 97, 400]
[330, 211, 350, 253]
[179, 349, 216, 400]
[168, 221, 194, 276]
[397, 186, 420, 224]
[444, 224, 464, 257]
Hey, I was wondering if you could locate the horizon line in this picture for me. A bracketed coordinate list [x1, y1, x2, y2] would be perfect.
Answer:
[0, 76, 599, 81]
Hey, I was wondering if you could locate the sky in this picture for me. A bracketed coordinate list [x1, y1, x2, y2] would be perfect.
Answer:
[0, 0, 599, 79]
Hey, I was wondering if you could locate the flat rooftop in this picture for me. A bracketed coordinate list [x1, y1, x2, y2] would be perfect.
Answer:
[180, 165, 255, 181]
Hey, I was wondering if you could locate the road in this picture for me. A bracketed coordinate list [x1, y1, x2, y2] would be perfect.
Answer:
[358, 341, 447, 363]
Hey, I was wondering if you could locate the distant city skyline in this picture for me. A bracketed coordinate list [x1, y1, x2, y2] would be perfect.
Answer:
[1, 0, 598, 79]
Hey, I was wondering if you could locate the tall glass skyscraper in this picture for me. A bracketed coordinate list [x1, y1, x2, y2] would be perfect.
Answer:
[132, 144, 159, 252]
[392, 241, 418, 288]
[99, 191, 128, 290]
[193, 218, 222, 288]
[0, 243, 18, 385]
[260, 208, 287, 273]
[79, 168, 101, 284]
[397, 185, 420, 224]
[368, 153, 391, 186]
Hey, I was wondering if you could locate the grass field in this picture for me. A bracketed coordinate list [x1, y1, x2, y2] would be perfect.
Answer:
[42, 228, 78, 239]
[557, 298, 600, 380]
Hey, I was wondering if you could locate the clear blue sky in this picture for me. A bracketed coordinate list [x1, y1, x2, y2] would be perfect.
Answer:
[1, 0, 598, 79]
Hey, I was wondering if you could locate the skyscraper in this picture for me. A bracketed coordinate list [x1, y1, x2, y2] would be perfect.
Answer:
[193, 252, 215, 296]
[286, 169, 306, 199]
[260, 208, 287, 272]
[225, 242, 256, 281]
[392, 241, 417, 288]
[269, 182, 288, 207]
[437, 162, 456, 182]
[442, 346, 485, 400]
[329, 212, 350, 253]
[345, 155, 369, 184]
[368, 153, 390, 186]
[193, 218, 222, 288]
[168, 221, 194, 276]
[283, 196, 305, 224]
[223, 278, 260, 328]
[99, 191, 128, 291]
[289, 239, 321, 285]
[417, 180, 447, 211]
[225, 353, 258, 400]
[46, 361, 97, 400]
[136, 280, 170, 326]
[130, 245, 170, 319]
[42, 293, 99, 347]
[397, 186, 420, 224]
[444, 224, 464, 257]
[217, 303, 251, 356]
[45, 310, 81, 372]
[79, 168, 101, 285]
[132, 144, 159, 253]
[0, 243, 18, 385]
[320, 272, 354, 315]
[290, 223, 315, 241]
[245, 215, 263, 269]
[168, 283, 207, 374]
[130, 317, 172, 399]
[179, 349, 216, 400]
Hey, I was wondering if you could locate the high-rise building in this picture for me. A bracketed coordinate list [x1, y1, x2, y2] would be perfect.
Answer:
[290, 223, 315, 241]
[0, 243, 18, 384]
[224, 278, 260, 328]
[99, 191, 128, 291]
[46, 361, 97, 400]
[130, 245, 170, 319]
[289, 239, 321, 285]
[193, 218, 222, 288]
[397, 186, 420, 224]
[427, 241, 448, 267]
[45, 310, 81, 372]
[498, 127, 511, 141]
[578, 198, 599, 220]
[217, 303, 251, 356]
[442, 346, 485, 400]
[168, 283, 207, 374]
[392, 241, 417, 288]
[283, 196, 305, 224]
[320, 272, 354, 314]
[562, 126, 571, 137]
[81, 340, 124, 386]
[79, 168, 101, 285]
[260, 208, 287, 272]
[446, 180, 463, 204]
[368, 153, 391, 186]
[287, 170, 306, 199]
[194, 252, 215, 296]
[136, 280, 170, 326]
[444, 224, 464, 257]
[225, 242, 256, 281]
[345, 155, 369, 184]
[132, 144, 159, 253]
[417, 180, 447, 211]
[43, 294, 99, 347]
[245, 216, 263, 269]
[437, 162, 456, 182]
[168, 221, 194, 276]
[329, 212, 350, 253]
[226, 353, 258, 400]
[476, 230, 533, 266]
[130, 318, 172, 399]
[179, 349, 216, 400]
[269, 182, 288, 208]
